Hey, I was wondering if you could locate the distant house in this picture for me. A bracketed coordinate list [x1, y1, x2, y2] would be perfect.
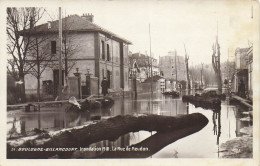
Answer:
[129, 53, 159, 82]
[159, 51, 186, 82]
[22, 14, 132, 98]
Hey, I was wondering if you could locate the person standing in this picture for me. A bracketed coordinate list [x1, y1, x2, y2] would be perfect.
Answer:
[101, 77, 109, 96]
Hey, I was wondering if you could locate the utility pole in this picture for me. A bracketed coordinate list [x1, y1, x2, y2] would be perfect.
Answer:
[175, 50, 178, 90]
[149, 24, 153, 95]
[64, 10, 68, 79]
[58, 7, 63, 100]
[184, 44, 190, 90]
[201, 63, 204, 89]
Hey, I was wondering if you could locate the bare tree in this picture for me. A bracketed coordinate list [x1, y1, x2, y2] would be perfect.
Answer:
[7, 7, 45, 102]
[63, 16, 79, 78]
[212, 36, 222, 94]
[26, 33, 54, 101]
[184, 44, 190, 90]
[48, 15, 80, 81]
[26, 14, 80, 100]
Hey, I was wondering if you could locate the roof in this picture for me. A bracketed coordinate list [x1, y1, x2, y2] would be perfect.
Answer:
[21, 14, 132, 44]
[235, 47, 250, 54]
[143, 75, 163, 83]
[129, 53, 158, 67]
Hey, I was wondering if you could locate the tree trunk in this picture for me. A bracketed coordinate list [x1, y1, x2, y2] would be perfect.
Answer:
[7, 113, 208, 159]
[37, 77, 40, 102]
[217, 73, 222, 94]
[19, 75, 26, 103]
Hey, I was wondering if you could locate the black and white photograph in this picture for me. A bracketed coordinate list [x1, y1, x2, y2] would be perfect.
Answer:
[1, 0, 259, 165]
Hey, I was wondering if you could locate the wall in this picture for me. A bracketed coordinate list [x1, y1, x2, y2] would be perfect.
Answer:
[159, 55, 187, 81]
[235, 48, 249, 70]
[98, 34, 129, 92]
[24, 32, 95, 95]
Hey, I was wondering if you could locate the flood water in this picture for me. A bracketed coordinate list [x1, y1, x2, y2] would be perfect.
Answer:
[7, 92, 252, 158]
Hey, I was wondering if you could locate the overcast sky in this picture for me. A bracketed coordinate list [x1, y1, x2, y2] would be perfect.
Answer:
[41, 0, 257, 65]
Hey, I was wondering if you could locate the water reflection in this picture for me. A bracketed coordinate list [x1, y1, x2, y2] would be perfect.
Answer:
[7, 93, 252, 158]
[212, 111, 221, 157]
[92, 121, 208, 158]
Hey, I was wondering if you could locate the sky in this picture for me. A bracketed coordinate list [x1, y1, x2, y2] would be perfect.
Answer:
[40, 0, 257, 65]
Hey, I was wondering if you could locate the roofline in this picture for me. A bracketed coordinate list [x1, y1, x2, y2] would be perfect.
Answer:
[20, 29, 132, 44]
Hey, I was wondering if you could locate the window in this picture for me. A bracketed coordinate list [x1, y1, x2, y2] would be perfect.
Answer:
[107, 44, 110, 61]
[51, 41, 56, 54]
[101, 41, 105, 60]
[102, 69, 105, 78]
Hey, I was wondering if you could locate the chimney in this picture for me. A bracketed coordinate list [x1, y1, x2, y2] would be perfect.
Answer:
[81, 13, 94, 22]
[30, 17, 35, 29]
[47, 21, 51, 29]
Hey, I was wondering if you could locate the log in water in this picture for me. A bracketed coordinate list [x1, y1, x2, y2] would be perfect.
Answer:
[182, 95, 221, 111]
[7, 113, 208, 159]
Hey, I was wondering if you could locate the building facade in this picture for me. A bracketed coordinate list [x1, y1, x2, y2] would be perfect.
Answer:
[23, 14, 131, 98]
[159, 51, 187, 81]
[234, 47, 250, 98]
[247, 46, 253, 100]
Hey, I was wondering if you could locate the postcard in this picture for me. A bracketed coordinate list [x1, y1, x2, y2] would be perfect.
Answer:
[0, 0, 259, 166]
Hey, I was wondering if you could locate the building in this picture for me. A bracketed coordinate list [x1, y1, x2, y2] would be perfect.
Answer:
[129, 53, 159, 82]
[234, 47, 249, 98]
[159, 51, 187, 81]
[23, 14, 131, 98]
[247, 46, 253, 100]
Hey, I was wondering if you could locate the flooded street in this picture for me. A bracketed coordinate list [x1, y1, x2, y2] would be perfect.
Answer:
[7, 92, 252, 158]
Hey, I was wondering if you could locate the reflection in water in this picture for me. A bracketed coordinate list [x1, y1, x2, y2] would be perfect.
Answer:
[7, 93, 251, 158]
[212, 111, 221, 157]
[93, 119, 208, 158]
[234, 105, 251, 137]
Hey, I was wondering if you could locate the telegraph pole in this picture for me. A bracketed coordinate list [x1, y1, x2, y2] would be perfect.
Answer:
[184, 44, 190, 90]
[149, 24, 153, 95]
[175, 50, 178, 90]
[58, 7, 63, 100]
[201, 63, 204, 89]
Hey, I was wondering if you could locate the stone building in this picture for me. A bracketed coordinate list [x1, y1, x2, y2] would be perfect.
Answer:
[234, 47, 250, 98]
[23, 14, 131, 98]
[159, 51, 186, 81]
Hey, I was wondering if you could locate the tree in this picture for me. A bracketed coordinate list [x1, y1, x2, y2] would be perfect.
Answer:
[26, 33, 54, 101]
[7, 7, 45, 102]
[25, 13, 80, 100]
[62, 16, 79, 78]
[184, 44, 190, 90]
[47, 14, 80, 83]
[202, 65, 216, 88]
[212, 34, 222, 94]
